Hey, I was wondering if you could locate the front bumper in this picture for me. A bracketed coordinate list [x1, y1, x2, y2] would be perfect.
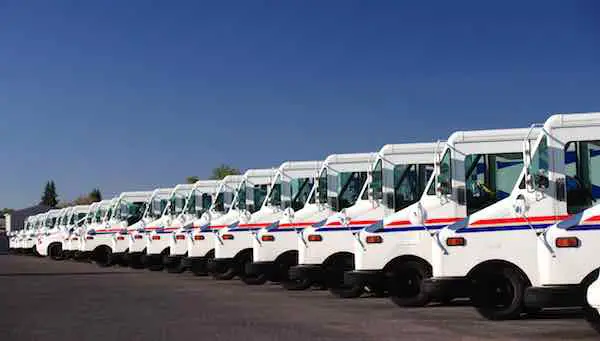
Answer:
[289, 264, 324, 282]
[344, 270, 384, 288]
[524, 285, 585, 309]
[207, 257, 235, 273]
[423, 277, 471, 300]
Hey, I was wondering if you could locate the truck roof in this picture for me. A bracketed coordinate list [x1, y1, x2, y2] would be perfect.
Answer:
[447, 127, 541, 146]
[545, 112, 600, 130]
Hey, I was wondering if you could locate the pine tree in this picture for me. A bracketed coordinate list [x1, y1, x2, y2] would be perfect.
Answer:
[41, 180, 58, 207]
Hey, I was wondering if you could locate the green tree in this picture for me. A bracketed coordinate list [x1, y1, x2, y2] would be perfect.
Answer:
[41, 180, 58, 207]
[186, 176, 200, 184]
[89, 188, 102, 202]
[210, 164, 241, 180]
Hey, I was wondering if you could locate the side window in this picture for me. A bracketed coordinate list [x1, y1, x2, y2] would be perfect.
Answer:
[317, 169, 328, 204]
[437, 149, 452, 195]
[529, 136, 549, 189]
[371, 160, 383, 201]
[337, 172, 368, 210]
[466, 153, 523, 215]
[252, 184, 269, 213]
[565, 140, 600, 214]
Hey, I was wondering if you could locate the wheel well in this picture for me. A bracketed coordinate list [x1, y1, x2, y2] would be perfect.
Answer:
[383, 255, 431, 273]
[323, 252, 354, 267]
[47, 242, 61, 254]
[274, 250, 298, 264]
[234, 248, 253, 261]
[93, 244, 112, 255]
[467, 259, 532, 286]
[581, 268, 600, 287]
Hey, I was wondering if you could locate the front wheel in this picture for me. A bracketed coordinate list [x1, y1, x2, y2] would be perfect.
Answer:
[471, 266, 528, 320]
[239, 253, 267, 285]
[387, 260, 432, 307]
[325, 255, 364, 299]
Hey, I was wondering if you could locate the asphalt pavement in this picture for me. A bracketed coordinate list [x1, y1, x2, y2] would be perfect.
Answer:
[0, 255, 597, 341]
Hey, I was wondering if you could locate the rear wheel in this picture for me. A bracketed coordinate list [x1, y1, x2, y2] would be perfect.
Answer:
[325, 255, 364, 299]
[471, 266, 527, 320]
[387, 260, 431, 307]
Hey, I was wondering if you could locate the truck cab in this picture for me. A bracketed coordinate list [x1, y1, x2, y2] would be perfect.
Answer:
[145, 185, 196, 271]
[283, 153, 375, 290]
[207, 169, 279, 282]
[166, 180, 221, 273]
[186, 175, 244, 276]
[428, 113, 600, 320]
[61, 205, 91, 259]
[348, 128, 537, 308]
[289, 144, 437, 298]
[79, 199, 118, 261]
[105, 191, 153, 266]
[84, 192, 152, 267]
[245, 161, 324, 285]
[37, 207, 72, 259]
[35, 209, 64, 258]
[126, 188, 173, 268]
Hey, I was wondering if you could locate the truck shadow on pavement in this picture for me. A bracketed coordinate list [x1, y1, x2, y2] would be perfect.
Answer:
[0, 272, 140, 277]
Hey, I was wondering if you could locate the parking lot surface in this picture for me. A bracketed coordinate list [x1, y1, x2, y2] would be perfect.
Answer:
[0, 255, 597, 341]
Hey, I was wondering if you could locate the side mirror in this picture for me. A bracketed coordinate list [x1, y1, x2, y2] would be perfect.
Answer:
[535, 172, 549, 190]
[436, 176, 451, 196]
[512, 194, 528, 217]
[408, 203, 426, 226]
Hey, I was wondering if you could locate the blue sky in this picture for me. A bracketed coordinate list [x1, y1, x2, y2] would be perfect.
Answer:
[0, 0, 598, 208]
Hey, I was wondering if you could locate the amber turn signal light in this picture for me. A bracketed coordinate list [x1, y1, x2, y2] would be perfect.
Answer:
[307, 234, 322, 242]
[446, 237, 466, 247]
[555, 237, 580, 248]
[366, 235, 383, 244]
[261, 235, 275, 242]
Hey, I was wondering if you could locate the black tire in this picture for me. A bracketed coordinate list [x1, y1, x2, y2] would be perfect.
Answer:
[48, 244, 63, 261]
[325, 255, 364, 299]
[129, 254, 146, 269]
[471, 266, 528, 320]
[212, 266, 237, 280]
[166, 258, 187, 274]
[282, 277, 313, 291]
[238, 251, 267, 285]
[93, 246, 113, 267]
[387, 260, 432, 307]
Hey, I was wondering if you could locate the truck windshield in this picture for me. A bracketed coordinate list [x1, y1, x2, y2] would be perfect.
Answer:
[465, 153, 524, 215]
[290, 178, 313, 211]
[266, 183, 282, 208]
[395, 164, 434, 211]
[251, 184, 269, 213]
[170, 195, 186, 215]
[565, 140, 600, 214]
[150, 199, 167, 219]
[333, 172, 368, 211]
